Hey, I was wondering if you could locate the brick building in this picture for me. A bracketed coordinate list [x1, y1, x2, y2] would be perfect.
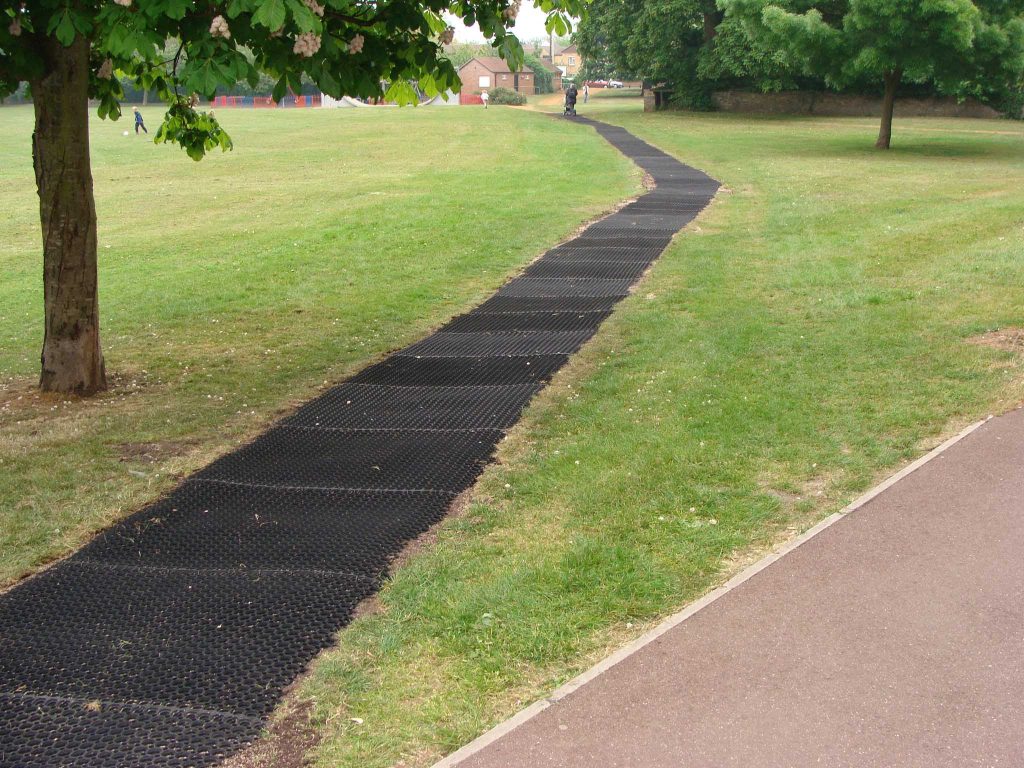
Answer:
[553, 44, 581, 78]
[538, 58, 563, 92]
[458, 57, 535, 96]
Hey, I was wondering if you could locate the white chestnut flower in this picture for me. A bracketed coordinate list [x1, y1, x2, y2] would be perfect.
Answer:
[293, 31, 322, 57]
[347, 33, 364, 54]
[113, 0, 132, 6]
[97, 59, 114, 79]
[209, 15, 231, 39]
[8, 16, 22, 36]
[439, 26, 455, 45]
[304, 0, 325, 17]
[503, 0, 521, 20]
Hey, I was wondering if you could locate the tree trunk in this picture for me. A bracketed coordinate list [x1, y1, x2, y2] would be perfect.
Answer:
[702, 5, 724, 42]
[31, 34, 106, 394]
[876, 69, 902, 150]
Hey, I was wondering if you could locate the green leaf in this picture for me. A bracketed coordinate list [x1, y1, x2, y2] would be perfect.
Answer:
[272, 75, 288, 103]
[52, 10, 77, 46]
[253, 0, 287, 30]
[164, 0, 192, 20]
[286, 0, 318, 32]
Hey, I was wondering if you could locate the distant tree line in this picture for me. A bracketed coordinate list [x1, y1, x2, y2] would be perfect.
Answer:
[577, 0, 1024, 146]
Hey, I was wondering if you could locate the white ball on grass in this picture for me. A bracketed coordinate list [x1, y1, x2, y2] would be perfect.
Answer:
[123, 130, 130, 136]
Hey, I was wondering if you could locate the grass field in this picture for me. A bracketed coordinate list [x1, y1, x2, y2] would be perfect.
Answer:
[2, 94, 1023, 767]
[296, 95, 1024, 766]
[0, 104, 637, 585]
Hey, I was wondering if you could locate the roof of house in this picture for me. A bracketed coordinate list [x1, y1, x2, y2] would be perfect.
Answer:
[558, 44, 578, 55]
[538, 59, 562, 74]
[458, 57, 534, 74]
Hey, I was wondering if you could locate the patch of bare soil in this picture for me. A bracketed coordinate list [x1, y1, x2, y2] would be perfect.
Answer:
[118, 440, 196, 464]
[0, 371, 153, 419]
[222, 699, 319, 768]
[969, 327, 1024, 354]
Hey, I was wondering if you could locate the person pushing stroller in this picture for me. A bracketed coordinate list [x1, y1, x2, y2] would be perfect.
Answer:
[564, 83, 578, 116]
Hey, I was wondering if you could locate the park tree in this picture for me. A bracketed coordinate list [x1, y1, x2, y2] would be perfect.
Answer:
[576, 0, 805, 107]
[721, 0, 1024, 148]
[0, 0, 584, 395]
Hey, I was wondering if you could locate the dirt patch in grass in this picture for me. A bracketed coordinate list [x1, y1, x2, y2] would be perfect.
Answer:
[0, 371, 153, 419]
[117, 440, 196, 464]
[223, 698, 320, 768]
[385, 485, 479, 577]
[969, 327, 1024, 354]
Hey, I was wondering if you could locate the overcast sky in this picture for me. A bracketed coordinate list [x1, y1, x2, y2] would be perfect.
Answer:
[445, 4, 576, 44]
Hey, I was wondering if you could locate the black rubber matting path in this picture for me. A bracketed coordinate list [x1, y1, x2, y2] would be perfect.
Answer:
[0, 117, 718, 768]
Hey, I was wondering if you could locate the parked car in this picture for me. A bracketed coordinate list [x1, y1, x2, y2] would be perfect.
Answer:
[609, 80, 624, 88]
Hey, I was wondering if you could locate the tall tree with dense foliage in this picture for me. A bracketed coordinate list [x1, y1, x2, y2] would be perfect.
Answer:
[1, 0, 584, 395]
[722, 0, 1024, 148]
[576, 0, 806, 106]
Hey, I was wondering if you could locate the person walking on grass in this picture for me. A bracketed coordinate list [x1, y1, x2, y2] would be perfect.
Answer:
[583, 83, 589, 103]
[132, 106, 147, 134]
[481, 90, 489, 109]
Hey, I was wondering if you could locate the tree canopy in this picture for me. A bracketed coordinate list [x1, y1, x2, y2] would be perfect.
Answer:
[722, 0, 1024, 146]
[575, 0, 811, 108]
[2, 0, 583, 158]
[1, 0, 586, 394]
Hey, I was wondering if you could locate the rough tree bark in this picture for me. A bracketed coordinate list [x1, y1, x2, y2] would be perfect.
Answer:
[30, 34, 106, 395]
[703, 3, 724, 42]
[876, 69, 902, 150]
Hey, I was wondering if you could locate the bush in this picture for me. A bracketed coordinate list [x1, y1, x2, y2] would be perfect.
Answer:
[488, 87, 527, 106]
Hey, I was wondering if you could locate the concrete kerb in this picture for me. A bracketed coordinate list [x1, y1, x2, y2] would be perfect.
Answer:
[431, 417, 990, 768]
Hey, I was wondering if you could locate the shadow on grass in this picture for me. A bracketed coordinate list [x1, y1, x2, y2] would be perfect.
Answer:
[777, 135, 1023, 161]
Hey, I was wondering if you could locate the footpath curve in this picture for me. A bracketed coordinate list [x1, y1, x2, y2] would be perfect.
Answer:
[0, 117, 719, 767]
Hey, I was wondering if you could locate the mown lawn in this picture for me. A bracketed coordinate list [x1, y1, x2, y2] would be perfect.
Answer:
[0, 104, 637, 585]
[298, 96, 1024, 766]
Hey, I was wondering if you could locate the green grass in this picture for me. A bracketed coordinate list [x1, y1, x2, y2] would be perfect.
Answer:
[3, 95, 1023, 766]
[297, 96, 1024, 766]
[0, 104, 637, 585]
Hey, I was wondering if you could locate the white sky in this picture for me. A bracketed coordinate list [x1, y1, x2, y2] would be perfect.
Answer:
[445, 4, 575, 45]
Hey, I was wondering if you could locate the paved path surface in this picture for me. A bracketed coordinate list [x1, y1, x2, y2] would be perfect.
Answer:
[446, 409, 1024, 768]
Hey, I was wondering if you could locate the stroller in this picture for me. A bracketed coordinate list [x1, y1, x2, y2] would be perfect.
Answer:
[564, 86, 578, 116]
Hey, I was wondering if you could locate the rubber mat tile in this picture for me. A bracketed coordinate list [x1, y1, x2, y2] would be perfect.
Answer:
[652, 179, 719, 190]
[0, 562, 373, 718]
[473, 296, 623, 314]
[497, 277, 633, 298]
[638, 190, 716, 200]
[542, 245, 666, 263]
[284, 383, 541, 429]
[351, 353, 569, 385]
[399, 330, 595, 358]
[567, 235, 674, 249]
[589, 214, 696, 230]
[523, 260, 650, 280]
[574, 227, 679, 240]
[0, 693, 259, 768]
[75, 483, 457, 575]
[441, 310, 613, 333]
[622, 200, 711, 213]
[625, 204, 708, 215]
[195, 427, 504, 491]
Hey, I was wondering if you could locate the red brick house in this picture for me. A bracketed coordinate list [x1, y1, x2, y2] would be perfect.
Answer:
[458, 57, 535, 96]
[538, 58, 563, 92]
